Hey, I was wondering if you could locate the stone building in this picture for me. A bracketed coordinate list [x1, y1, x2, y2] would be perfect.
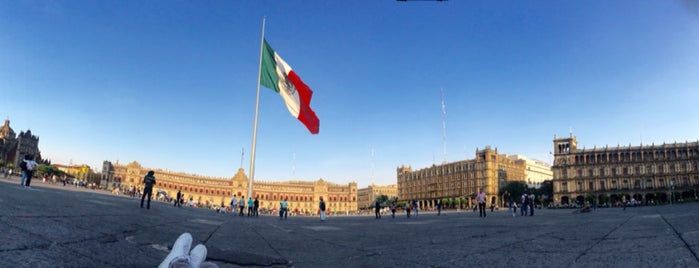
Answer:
[508, 155, 553, 188]
[0, 119, 41, 168]
[357, 184, 398, 209]
[110, 161, 358, 214]
[552, 134, 699, 206]
[397, 147, 526, 210]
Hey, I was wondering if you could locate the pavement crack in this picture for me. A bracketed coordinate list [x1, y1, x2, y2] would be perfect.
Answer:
[572, 215, 634, 264]
[659, 214, 699, 262]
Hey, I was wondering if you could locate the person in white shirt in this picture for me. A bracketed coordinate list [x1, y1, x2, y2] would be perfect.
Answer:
[476, 188, 487, 218]
[21, 155, 39, 188]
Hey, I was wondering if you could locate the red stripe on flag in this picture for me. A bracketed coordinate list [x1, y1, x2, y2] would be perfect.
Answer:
[287, 70, 319, 134]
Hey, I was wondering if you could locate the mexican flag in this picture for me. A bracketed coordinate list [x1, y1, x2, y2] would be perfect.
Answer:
[260, 39, 320, 134]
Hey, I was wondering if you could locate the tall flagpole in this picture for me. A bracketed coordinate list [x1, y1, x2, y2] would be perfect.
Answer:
[248, 17, 266, 199]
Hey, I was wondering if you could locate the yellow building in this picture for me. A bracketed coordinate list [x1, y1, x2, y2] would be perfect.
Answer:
[357, 184, 398, 209]
[552, 134, 699, 206]
[111, 161, 358, 214]
[397, 147, 526, 209]
[508, 155, 553, 188]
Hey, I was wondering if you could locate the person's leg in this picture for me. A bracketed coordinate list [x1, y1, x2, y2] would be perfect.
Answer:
[26, 171, 33, 187]
[141, 193, 146, 208]
[20, 170, 26, 186]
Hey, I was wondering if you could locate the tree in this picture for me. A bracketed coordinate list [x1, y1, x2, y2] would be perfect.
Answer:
[499, 181, 528, 204]
[536, 180, 553, 200]
[584, 193, 594, 205]
[374, 194, 389, 207]
[35, 164, 66, 178]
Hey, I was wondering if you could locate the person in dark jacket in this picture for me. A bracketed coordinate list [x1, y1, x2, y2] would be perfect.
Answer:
[141, 171, 156, 209]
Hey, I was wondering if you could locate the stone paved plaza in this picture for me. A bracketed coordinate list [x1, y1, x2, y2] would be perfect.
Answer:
[1, 176, 699, 267]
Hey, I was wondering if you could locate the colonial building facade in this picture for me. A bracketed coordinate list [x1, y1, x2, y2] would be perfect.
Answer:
[552, 134, 699, 205]
[397, 147, 526, 209]
[110, 161, 358, 214]
[357, 184, 398, 209]
[508, 155, 553, 188]
[0, 119, 41, 168]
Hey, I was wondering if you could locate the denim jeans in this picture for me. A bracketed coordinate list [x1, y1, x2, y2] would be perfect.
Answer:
[20, 170, 27, 186]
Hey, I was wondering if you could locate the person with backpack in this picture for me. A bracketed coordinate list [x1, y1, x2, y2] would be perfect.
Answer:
[319, 197, 327, 221]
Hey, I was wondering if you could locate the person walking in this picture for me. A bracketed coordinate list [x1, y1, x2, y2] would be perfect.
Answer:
[477, 188, 487, 218]
[374, 200, 381, 219]
[390, 201, 396, 218]
[140, 170, 156, 209]
[238, 196, 245, 217]
[529, 193, 535, 216]
[436, 199, 442, 216]
[319, 197, 327, 221]
[405, 202, 411, 218]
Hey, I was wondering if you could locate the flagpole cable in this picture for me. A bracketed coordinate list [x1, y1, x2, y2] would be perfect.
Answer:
[248, 16, 266, 199]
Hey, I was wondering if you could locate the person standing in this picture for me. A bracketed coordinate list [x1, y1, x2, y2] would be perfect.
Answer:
[22, 155, 38, 188]
[253, 197, 259, 217]
[140, 171, 156, 209]
[374, 200, 381, 219]
[477, 188, 487, 218]
[19, 155, 29, 187]
[529, 193, 535, 216]
[405, 202, 411, 218]
[281, 198, 288, 220]
[520, 193, 528, 216]
[390, 201, 397, 218]
[238, 196, 245, 217]
[319, 197, 327, 221]
[436, 199, 442, 216]
[413, 199, 419, 217]
[247, 197, 253, 217]
[175, 190, 182, 207]
[230, 195, 237, 216]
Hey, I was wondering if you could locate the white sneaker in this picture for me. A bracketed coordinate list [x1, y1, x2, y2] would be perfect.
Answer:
[159, 233, 192, 268]
[189, 244, 208, 268]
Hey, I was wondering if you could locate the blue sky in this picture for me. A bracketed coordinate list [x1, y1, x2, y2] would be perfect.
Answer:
[1, 1, 698, 188]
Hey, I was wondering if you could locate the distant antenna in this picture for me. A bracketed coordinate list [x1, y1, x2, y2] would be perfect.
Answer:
[441, 88, 447, 164]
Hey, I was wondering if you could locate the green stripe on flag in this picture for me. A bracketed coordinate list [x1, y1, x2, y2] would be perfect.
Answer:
[260, 39, 280, 93]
